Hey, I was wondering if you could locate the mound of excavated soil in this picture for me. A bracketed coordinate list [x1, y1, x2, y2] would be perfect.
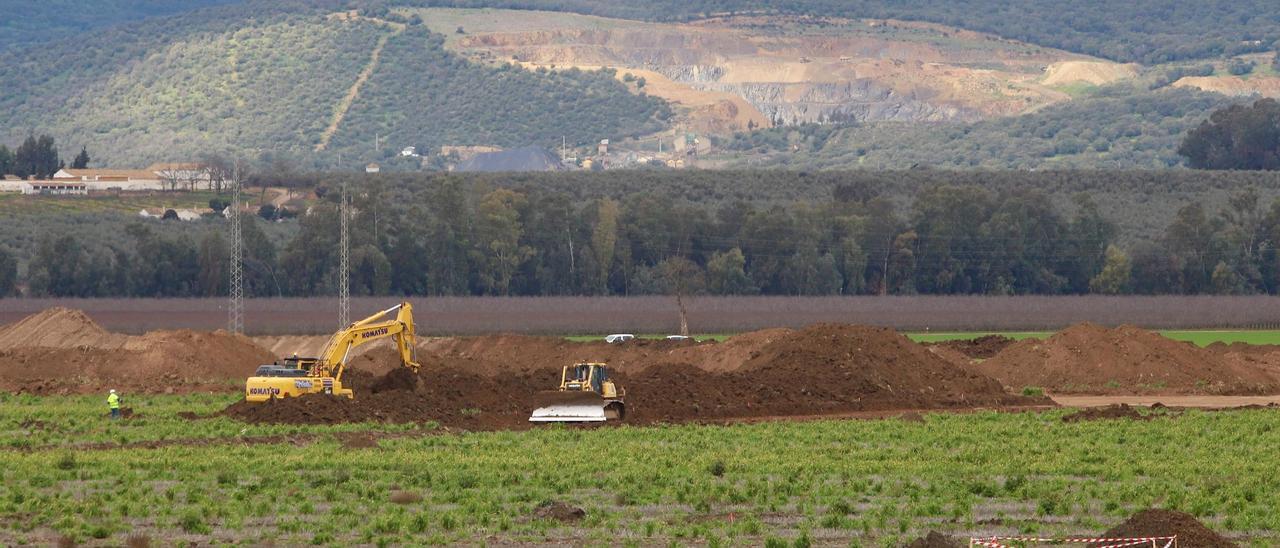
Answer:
[221, 324, 1042, 429]
[0, 307, 129, 349]
[926, 335, 1015, 360]
[1101, 509, 1237, 548]
[221, 364, 560, 430]
[531, 501, 585, 523]
[904, 531, 963, 548]
[1042, 60, 1137, 87]
[974, 323, 1280, 395]
[0, 308, 275, 395]
[1062, 404, 1152, 423]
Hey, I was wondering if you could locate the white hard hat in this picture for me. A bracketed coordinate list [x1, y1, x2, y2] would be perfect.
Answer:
[110, 389, 116, 393]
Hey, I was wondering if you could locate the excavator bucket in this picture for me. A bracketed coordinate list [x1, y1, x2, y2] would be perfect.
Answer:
[528, 392, 609, 422]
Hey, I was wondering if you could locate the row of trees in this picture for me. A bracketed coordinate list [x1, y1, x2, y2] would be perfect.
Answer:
[10, 178, 1280, 298]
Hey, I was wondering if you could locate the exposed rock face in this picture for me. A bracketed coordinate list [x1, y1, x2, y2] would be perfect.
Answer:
[443, 13, 1102, 131]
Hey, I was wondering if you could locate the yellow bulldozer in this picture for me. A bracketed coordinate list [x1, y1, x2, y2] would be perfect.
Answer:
[529, 363, 625, 422]
[244, 302, 419, 402]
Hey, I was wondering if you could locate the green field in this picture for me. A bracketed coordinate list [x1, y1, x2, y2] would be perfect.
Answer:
[3, 394, 1277, 546]
[0, 191, 223, 216]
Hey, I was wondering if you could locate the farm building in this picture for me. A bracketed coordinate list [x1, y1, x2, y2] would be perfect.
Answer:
[54, 168, 164, 191]
[0, 180, 90, 195]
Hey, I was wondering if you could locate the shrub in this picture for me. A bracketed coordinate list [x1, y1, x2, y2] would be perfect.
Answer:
[179, 510, 210, 534]
[56, 453, 76, 470]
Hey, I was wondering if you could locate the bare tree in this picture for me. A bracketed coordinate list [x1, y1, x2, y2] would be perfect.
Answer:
[202, 154, 233, 193]
[156, 166, 181, 192]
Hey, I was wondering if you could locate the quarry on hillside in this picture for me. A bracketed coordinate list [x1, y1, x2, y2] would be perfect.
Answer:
[419, 8, 1135, 134]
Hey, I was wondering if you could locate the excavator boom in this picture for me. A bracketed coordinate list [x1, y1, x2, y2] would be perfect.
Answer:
[244, 302, 419, 402]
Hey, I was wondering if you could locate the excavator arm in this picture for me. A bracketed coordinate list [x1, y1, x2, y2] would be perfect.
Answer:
[314, 302, 419, 383]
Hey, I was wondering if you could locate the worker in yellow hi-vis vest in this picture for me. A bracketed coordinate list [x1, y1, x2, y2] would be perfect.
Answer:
[107, 389, 121, 420]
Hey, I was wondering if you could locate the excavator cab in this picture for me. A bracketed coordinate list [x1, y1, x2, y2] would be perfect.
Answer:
[529, 363, 625, 422]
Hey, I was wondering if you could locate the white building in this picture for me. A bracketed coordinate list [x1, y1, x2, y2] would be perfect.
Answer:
[18, 181, 89, 195]
[54, 168, 164, 191]
[138, 208, 206, 221]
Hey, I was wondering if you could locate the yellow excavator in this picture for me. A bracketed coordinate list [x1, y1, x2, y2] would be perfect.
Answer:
[244, 302, 419, 402]
[529, 363, 625, 422]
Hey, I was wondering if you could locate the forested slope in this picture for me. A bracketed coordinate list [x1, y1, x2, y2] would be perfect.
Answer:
[327, 27, 671, 157]
[0, 0, 240, 52]
[724, 88, 1240, 169]
[0, 3, 669, 166]
[410, 0, 1280, 64]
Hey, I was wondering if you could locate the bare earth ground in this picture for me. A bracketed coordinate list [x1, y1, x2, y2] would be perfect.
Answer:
[418, 8, 1128, 133]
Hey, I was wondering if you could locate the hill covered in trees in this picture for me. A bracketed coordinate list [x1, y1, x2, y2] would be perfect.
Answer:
[724, 88, 1240, 169]
[413, 0, 1280, 64]
[1, 0, 1273, 168]
[0, 0, 238, 52]
[0, 1, 669, 167]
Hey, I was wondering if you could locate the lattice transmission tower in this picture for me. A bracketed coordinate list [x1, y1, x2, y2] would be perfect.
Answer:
[228, 176, 244, 335]
[338, 181, 350, 328]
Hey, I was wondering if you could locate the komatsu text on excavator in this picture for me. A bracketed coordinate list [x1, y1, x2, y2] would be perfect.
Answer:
[244, 302, 419, 402]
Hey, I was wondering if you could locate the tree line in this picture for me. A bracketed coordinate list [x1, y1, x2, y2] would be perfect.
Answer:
[0, 134, 89, 180]
[6, 178, 1280, 299]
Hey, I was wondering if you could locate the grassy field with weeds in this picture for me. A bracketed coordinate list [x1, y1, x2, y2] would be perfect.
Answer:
[2, 394, 1277, 546]
[0, 191, 225, 216]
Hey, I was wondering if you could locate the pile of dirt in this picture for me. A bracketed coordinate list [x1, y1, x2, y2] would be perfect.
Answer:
[651, 324, 1040, 419]
[1101, 509, 1237, 548]
[531, 501, 585, 523]
[1061, 404, 1152, 423]
[926, 335, 1015, 360]
[220, 363, 560, 430]
[0, 308, 275, 394]
[221, 324, 1043, 429]
[974, 323, 1280, 395]
[904, 531, 963, 548]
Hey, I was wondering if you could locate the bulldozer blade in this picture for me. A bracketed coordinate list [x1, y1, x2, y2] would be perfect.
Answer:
[529, 391, 608, 422]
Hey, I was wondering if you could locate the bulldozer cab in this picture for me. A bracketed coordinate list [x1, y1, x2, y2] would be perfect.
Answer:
[532, 362, 624, 422]
[564, 363, 606, 394]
